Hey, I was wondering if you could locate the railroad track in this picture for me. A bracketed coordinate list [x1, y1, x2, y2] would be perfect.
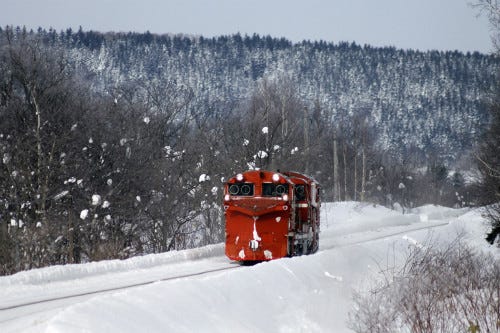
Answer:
[0, 264, 240, 324]
[320, 220, 450, 250]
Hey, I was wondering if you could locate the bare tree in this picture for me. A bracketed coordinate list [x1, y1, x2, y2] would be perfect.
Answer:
[0, 28, 90, 271]
[2, 28, 72, 225]
[477, 99, 500, 244]
[349, 236, 500, 333]
[473, 0, 500, 244]
[231, 75, 305, 171]
[0, 29, 209, 272]
[472, 0, 500, 49]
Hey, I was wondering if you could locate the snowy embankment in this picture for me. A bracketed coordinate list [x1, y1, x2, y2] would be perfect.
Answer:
[0, 202, 494, 333]
[2, 244, 224, 287]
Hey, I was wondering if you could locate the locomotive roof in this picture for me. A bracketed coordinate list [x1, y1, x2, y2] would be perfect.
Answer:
[228, 170, 319, 186]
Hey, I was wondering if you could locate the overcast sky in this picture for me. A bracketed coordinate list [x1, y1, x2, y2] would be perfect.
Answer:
[1, 0, 493, 53]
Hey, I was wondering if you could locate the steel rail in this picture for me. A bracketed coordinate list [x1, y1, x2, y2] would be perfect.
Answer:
[0, 265, 240, 314]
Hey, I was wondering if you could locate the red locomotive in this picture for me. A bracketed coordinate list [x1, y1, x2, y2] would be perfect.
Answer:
[224, 170, 320, 262]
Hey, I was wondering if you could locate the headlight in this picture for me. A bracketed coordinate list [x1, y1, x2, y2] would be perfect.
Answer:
[229, 184, 240, 195]
[241, 184, 252, 195]
[276, 184, 286, 195]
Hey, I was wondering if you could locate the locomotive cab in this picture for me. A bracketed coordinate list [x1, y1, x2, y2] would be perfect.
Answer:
[284, 171, 321, 255]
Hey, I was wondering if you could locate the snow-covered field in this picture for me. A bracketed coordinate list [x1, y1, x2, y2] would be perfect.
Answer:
[0, 202, 494, 332]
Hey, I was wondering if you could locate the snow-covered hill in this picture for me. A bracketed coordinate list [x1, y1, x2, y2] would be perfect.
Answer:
[0, 202, 494, 332]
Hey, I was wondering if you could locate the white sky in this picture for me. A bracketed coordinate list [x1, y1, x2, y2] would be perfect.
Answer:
[0, 0, 493, 53]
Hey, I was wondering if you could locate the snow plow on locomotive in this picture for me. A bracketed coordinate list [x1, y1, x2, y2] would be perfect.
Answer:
[223, 170, 320, 262]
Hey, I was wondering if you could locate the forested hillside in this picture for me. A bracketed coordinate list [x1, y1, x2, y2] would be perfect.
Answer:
[0, 26, 498, 274]
[55, 27, 499, 161]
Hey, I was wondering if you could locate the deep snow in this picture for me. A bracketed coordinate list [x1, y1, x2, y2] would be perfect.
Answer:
[0, 202, 495, 332]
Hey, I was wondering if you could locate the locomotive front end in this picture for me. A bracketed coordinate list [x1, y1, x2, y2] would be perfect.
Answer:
[224, 170, 292, 262]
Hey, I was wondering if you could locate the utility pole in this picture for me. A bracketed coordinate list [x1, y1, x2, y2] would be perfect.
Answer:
[361, 134, 367, 202]
[333, 127, 340, 201]
[303, 106, 310, 174]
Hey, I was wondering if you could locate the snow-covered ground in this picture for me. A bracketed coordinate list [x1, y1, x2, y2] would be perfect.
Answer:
[0, 202, 495, 332]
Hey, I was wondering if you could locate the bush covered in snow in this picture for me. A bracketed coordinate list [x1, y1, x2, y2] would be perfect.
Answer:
[349, 237, 500, 333]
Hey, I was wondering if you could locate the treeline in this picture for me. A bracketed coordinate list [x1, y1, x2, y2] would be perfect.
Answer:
[0, 27, 493, 274]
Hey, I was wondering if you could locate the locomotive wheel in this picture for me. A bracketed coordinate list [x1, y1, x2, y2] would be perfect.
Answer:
[307, 234, 319, 254]
[295, 244, 304, 256]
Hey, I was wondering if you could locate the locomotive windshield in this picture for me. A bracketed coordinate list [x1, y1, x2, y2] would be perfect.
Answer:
[262, 183, 288, 197]
[228, 183, 254, 196]
[295, 185, 306, 201]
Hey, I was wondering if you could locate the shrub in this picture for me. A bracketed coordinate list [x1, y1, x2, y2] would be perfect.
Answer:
[349, 238, 500, 333]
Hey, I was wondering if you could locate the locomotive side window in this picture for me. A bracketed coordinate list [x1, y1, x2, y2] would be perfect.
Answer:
[262, 183, 288, 197]
[228, 183, 254, 196]
[295, 185, 306, 201]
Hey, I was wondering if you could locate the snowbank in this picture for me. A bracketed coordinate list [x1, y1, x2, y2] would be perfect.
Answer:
[0, 243, 224, 286]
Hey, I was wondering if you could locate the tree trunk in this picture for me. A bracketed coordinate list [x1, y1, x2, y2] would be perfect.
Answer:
[30, 88, 49, 224]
